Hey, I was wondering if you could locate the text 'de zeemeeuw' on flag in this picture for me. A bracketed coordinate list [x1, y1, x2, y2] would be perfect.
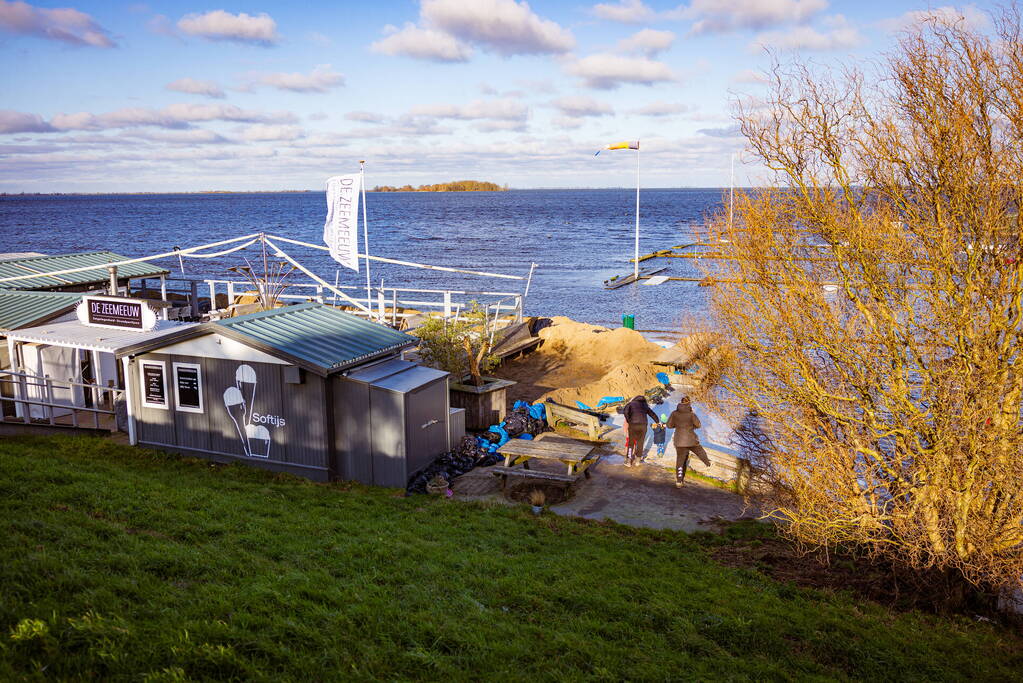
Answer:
[323, 173, 361, 272]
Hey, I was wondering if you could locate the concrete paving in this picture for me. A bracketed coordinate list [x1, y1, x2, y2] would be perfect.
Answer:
[450, 443, 757, 533]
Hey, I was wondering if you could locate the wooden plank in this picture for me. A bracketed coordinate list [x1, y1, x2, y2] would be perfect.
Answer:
[497, 441, 595, 461]
[500, 438, 591, 454]
[498, 445, 590, 461]
[490, 466, 576, 483]
[545, 403, 601, 438]
[604, 266, 667, 290]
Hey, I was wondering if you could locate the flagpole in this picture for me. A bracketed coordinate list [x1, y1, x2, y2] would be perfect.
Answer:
[634, 143, 640, 281]
[360, 160, 371, 318]
[729, 153, 735, 230]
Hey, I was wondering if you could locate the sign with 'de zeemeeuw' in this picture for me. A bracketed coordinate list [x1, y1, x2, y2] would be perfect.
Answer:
[77, 296, 158, 331]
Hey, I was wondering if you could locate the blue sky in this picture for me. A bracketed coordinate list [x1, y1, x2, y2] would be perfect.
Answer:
[0, 0, 993, 191]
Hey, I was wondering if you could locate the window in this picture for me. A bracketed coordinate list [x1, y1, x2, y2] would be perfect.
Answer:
[139, 360, 168, 410]
[173, 362, 203, 414]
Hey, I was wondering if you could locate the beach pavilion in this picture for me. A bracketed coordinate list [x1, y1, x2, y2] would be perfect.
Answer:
[2, 293, 196, 429]
[116, 302, 454, 485]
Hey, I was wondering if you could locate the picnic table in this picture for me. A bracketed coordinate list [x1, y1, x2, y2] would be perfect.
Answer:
[497, 435, 600, 476]
[492, 435, 602, 494]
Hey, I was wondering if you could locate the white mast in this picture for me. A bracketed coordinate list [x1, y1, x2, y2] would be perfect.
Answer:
[360, 160, 371, 317]
[634, 142, 641, 280]
[729, 153, 735, 229]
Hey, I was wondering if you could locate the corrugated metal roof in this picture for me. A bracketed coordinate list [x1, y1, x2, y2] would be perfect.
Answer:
[215, 303, 417, 374]
[0, 251, 169, 290]
[5, 319, 197, 353]
[0, 290, 83, 331]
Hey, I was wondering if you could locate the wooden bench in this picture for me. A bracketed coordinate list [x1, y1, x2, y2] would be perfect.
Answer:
[544, 401, 602, 439]
[491, 466, 577, 492]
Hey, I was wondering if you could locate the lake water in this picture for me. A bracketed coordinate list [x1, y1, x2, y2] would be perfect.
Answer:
[0, 189, 726, 330]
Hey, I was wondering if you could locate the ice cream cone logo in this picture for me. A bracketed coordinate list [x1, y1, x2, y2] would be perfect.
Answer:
[235, 365, 257, 425]
[246, 424, 271, 459]
[223, 386, 250, 457]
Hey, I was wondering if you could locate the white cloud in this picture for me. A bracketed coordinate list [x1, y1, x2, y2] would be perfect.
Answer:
[592, 0, 655, 24]
[409, 98, 528, 121]
[567, 54, 675, 90]
[177, 10, 278, 46]
[252, 65, 344, 93]
[731, 69, 768, 84]
[0, 110, 54, 134]
[48, 104, 297, 131]
[617, 28, 675, 56]
[166, 78, 225, 99]
[371, 23, 472, 62]
[345, 111, 387, 123]
[475, 120, 528, 132]
[238, 124, 305, 142]
[698, 124, 742, 137]
[680, 0, 827, 34]
[420, 0, 574, 56]
[878, 5, 989, 33]
[751, 15, 862, 51]
[551, 95, 613, 117]
[124, 128, 229, 144]
[0, 0, 115, 47]
[307, 31, 331, 46]
[629, 101, 690, 116]
[552, 116, 584, 130]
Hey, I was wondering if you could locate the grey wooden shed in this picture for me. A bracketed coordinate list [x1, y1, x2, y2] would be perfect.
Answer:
[117, 302, 451, 486]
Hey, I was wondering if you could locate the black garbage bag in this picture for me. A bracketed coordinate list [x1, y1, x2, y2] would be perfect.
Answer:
[524, 416, 549, 436]
[406, 436, 500, 494]
[502, 411, 530, 438]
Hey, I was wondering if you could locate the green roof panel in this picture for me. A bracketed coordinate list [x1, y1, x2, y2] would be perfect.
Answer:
[0, 251, 169, 290]
[215, 303, 417, 374]
[0, 290, 84, 331]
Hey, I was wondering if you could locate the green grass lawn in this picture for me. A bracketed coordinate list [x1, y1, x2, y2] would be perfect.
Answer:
[0, 435, 1019, 681]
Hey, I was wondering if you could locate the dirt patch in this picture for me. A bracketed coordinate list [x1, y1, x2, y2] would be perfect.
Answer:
[496, 316, 665, 407]
[711, 533, 1016, 621]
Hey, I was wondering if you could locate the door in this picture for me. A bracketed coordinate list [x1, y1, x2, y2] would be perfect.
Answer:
[404, 378, 448, 477]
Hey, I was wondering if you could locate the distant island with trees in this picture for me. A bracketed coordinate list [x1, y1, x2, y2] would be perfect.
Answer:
[370, 180, 507, 192]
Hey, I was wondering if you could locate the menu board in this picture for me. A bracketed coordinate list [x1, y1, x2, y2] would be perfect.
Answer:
[141, 363, 167, 408]
[174, 364, 202, 412]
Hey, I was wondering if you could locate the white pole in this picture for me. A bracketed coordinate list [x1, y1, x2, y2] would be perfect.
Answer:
[121, 356, 137, 445]
[634, 143, 641, 280]
[360, 160, 371, 318]
[729, 153, 735, 230]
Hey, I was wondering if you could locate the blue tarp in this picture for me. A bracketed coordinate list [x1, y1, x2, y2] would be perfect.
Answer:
[513, 400, 546, 421]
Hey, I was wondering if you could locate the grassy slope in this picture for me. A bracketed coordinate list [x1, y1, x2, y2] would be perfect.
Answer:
[0, 436, 1018, 681]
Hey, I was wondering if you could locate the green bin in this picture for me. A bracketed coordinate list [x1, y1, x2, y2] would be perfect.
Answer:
[622, 314, 635, 329]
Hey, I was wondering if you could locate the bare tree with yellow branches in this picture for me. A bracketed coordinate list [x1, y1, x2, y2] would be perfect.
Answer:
[706, 7, 1023, 603]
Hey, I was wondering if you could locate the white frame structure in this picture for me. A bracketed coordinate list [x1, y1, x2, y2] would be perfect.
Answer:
[139, 359, 168, 410]
[172, 361, 204, 414]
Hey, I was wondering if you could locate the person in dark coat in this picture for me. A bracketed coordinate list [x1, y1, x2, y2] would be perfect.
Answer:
[622, 395, 659, 466]
[666, 396, 711, 487]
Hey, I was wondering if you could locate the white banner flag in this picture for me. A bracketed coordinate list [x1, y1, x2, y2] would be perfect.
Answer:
[323, 173, 361, 272]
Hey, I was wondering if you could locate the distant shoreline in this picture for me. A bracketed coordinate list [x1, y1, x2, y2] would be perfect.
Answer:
[1, 187, 731, 197]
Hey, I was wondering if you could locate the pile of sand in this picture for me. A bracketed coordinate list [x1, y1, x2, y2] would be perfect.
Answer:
[495, 316, 666, 407]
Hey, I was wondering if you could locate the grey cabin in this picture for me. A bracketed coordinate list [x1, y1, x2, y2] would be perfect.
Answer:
[117, 302, 452, 486]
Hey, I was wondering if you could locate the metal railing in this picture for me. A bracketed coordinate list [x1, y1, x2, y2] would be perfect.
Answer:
[201, 279, 523, 326]
[0, 370, 123, 432]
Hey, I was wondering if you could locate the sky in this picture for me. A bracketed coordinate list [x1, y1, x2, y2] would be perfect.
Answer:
[0, 0, 995, 192]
